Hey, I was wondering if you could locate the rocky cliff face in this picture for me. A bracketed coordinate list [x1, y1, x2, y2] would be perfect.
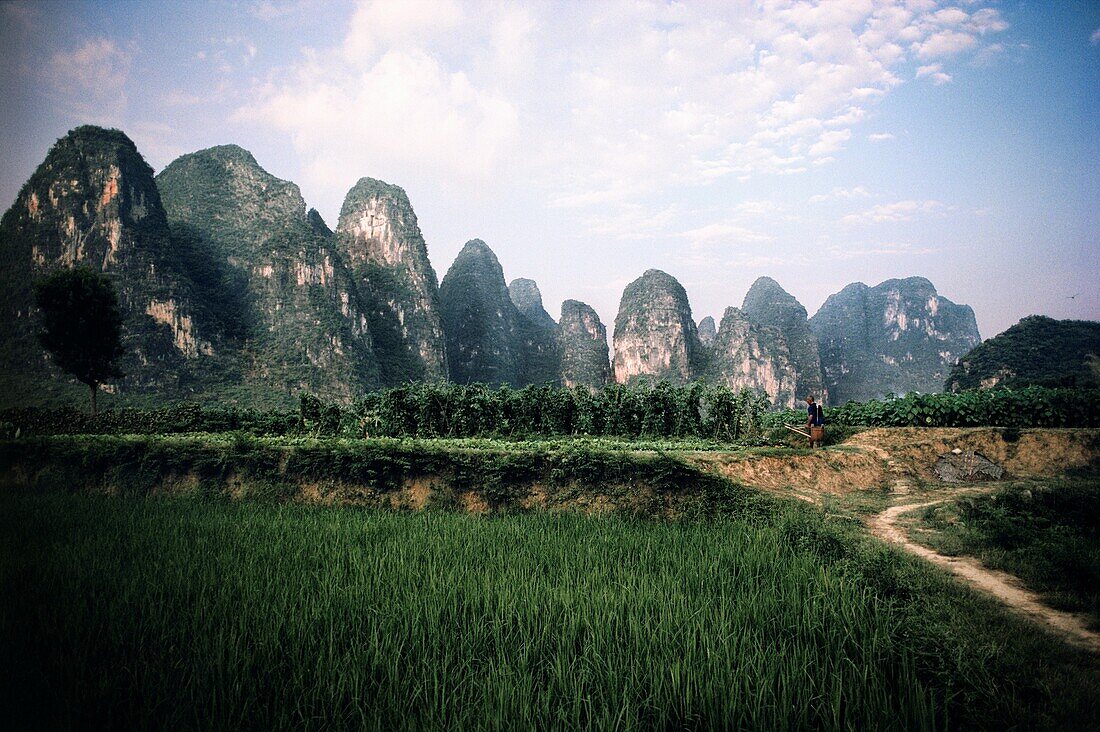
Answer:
[439, 239, 525, 386]
[947, 315, 1100, 391]
[507, 278, 561, 387]
[156, 146, 380, 404]
[697, 316, 717, 348]
[810, 277, 980, 403]
[706, 307, 799, 407]
[509, 279, 557, 330]
[741, 276, 826, 404]
[558, 300, 611, 389]
[0, 126, 213, 405]
[335, 178, 447, 384]
[612, 269, 703, 385]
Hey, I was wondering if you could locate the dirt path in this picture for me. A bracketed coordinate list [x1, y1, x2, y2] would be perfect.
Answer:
[869, 495, 1100, 654]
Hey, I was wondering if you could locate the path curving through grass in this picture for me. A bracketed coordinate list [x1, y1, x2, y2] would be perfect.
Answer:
[868, 493, 1100, 654]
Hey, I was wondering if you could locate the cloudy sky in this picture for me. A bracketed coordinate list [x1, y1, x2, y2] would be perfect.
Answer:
[2, 0, 1097, 339]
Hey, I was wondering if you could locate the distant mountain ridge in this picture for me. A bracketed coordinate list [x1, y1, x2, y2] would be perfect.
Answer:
[0, 125, 1008, 409]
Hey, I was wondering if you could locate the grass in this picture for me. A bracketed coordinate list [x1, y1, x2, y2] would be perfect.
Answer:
[914, 471, 1100, 627]
[2, 490, 1099, 730]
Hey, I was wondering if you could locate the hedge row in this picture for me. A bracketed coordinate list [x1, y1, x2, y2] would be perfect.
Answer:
[3, 384, 1097, 440]
[764, 387, 1100, 429]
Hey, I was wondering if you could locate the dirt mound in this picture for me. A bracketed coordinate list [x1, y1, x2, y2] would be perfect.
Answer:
[847, 428, 1100, 480]
[685, 450, 887, 497]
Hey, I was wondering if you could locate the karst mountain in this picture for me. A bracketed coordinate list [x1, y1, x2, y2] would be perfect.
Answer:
[1, 125, 993, 409]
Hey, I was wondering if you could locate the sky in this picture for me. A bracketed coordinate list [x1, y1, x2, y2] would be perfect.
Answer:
[1, 0, 1097, 340]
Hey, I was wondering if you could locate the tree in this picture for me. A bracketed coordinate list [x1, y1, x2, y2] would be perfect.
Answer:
[34, 267, 125, 415]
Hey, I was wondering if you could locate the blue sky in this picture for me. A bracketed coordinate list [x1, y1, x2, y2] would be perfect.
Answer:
[2, 0, 1097, 339]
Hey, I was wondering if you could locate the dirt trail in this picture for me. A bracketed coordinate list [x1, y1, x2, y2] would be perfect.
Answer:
[869, 493, 1100, 654]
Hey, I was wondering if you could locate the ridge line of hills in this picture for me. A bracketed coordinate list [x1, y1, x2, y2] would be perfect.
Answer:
[10, 124, 1087, 411]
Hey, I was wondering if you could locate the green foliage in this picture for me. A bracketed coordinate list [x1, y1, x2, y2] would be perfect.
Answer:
[1, 402, 298, 437]
[763, 387, 1100, 429]
[33, 267, 125, 412]
[351, 381, 767, 440]
[947, 315, 1100, 391]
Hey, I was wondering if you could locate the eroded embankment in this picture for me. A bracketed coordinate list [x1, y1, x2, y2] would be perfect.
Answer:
[0, 435, 776, 519]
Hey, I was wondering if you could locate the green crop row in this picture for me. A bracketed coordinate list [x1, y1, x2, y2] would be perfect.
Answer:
[1, 381, 772, 442]
[3, 384, 1096, 440]
[764, 386, 1100, 429]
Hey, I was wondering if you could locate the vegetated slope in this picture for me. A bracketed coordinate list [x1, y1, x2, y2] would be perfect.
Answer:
[156, 145, 380, 405]
[558, 299, 612, 389]
[440, 239, 559, 387]
[0, 126, 217, 407]
[507, 278, 562, 387]
[946, 315, 1100, 391]
[741, 276, 826, 405]
[613, 269, 704, 385]
[810, 277, 980, 404]
[336, 177, 448, 384]
[704, 306, 799, 409]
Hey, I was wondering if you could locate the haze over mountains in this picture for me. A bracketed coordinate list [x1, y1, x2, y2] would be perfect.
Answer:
[1, 126, 989, 409]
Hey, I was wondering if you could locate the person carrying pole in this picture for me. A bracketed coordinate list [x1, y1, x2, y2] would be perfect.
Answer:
[805, 395, 825, 448]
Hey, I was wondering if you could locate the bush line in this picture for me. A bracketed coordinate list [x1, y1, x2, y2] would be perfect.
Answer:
[2, 384, 1096, 439]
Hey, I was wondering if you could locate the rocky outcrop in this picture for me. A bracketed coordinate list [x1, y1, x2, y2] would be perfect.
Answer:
[946, 315, 1100, 391]
[509, 278, 556, 330]
[707, 307, 799, 407]
[612, 269, 703, 385]
[439, 239, 524, 386]
[335, 177, 447, 384]
[741, 276, 826, 404]
[508, 278, 561, 387]
[157, 146, 380, 404]
[0, 126, 212, 405]
[698, 316, 717, 348]
[558, 300, 611, 389]
[809, 277, 980, 403]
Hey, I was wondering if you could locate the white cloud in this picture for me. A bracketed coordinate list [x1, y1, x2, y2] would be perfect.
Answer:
[44, 38, 133, 121]
[235, 1, 1009, 225]
[343, 0, 462, 63]
[1091, 28, 1100, 45]
[914, 30, 977, 59]
[868, 132, 895, 141]
[841, 199, 951, 225]
[237, 47, 518, 188]
[809, 186, 872, 203]
[916, 63, 952, 84]
[826, 241, 940, 259]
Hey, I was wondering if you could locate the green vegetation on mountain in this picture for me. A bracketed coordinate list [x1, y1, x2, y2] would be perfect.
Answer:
[947, 315, 1100, 391]
[0, 126, 211, 408]
[336, 177, 447, 385]
[156, 145, 381, 405]
[558, 299, 612, 389]
[742, 276, 825, 404]
[810, 277, 980, 403]
[613, 269, 704, 385]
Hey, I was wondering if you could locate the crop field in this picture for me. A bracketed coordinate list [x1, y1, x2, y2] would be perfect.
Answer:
[2, 488, 1099, 730]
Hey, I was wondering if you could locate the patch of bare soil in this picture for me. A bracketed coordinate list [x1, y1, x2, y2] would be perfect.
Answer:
[685, 450, 888, 497]
[869, 490, 1100, 655]
[849, 428, 1100, 480]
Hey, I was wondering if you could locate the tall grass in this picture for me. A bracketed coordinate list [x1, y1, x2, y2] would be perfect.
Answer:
[1, 494, 937, 730]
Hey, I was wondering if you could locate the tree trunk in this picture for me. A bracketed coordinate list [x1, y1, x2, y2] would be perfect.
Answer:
[90, 382, 98, 416]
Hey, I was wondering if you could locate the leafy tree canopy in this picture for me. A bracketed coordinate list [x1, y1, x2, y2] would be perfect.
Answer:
[34, 267, 125, 413]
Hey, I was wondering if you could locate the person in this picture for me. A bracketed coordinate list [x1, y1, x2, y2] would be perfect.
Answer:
[805, 395, 825, 448]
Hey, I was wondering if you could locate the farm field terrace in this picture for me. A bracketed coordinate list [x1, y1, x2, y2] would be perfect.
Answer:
[2, 482, 1099, 729]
